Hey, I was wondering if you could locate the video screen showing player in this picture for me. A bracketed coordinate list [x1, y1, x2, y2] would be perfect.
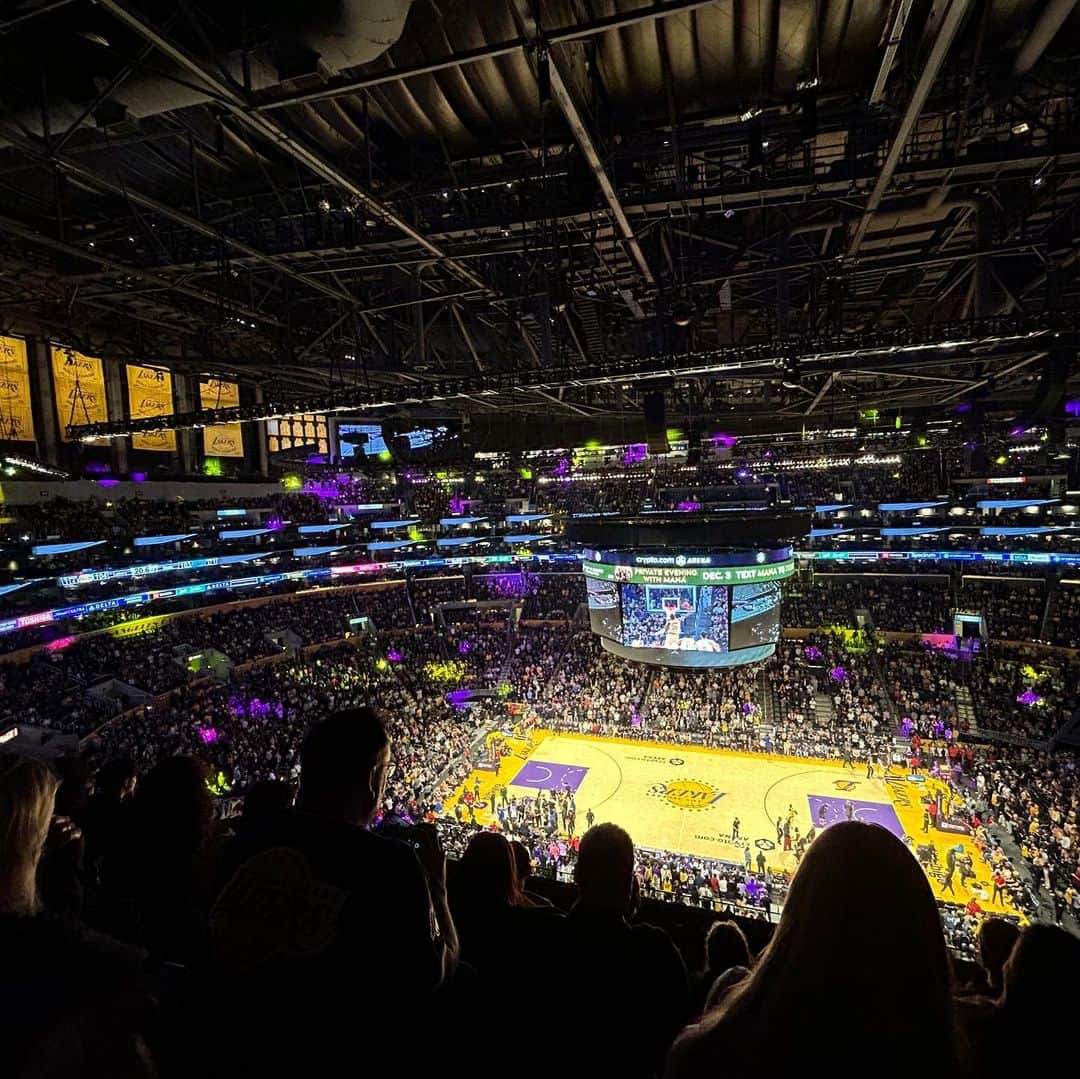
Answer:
[620, 583, 729, 653]
[729, 582, 782, 649]
[586, 577, 622, 642]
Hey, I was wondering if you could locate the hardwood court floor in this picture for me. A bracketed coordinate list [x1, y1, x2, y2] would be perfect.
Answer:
[446, 730, 1016, 915]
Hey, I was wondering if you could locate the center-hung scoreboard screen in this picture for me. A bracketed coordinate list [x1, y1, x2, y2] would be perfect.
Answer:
[582, 548, 794, 668]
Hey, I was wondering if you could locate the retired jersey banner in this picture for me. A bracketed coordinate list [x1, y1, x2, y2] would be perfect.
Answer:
[126, 363, 176, 452]
[0, 335, 35, 442]
[51, 345, 108, 441]
[199, 377, 243, 457]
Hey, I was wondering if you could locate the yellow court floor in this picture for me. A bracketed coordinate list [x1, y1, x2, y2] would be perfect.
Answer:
[445, 730, 1017, 916]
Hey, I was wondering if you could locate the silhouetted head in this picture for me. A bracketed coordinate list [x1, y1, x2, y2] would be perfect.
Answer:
[132, 755, 212, 857]
[458, 831, 518, 907]
[706, 920, 751, 974]
[977, 917, 1020, 995]
[510, 839, 533, 891]
[575, 823, 635, 913]
[94, 756, 136, 802]
[242, 779, 295, 821]
[685, 822, 954, 1062]
[299, 707, 390, 827]
[1001, 923, 1080, 1021]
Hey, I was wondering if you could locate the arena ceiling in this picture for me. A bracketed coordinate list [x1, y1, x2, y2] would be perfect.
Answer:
[1, 0, 1079, 436]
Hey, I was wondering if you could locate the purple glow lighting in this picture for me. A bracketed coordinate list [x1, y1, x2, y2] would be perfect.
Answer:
[303, 479, 341, 501]
[457, 639, 471, 655]
[386, 648, 402, 662]
[1066, 400, 1080, 418]
[736, 467, 751, 480]
[954, 402, 972, 414]
[623, 443, 647, 465]
[446, 689, 471, 709]
[1016, 690, 1042, 706]
[676, 500, 702, 512]
[829, 666, 848, 683]
[741, 701, 754, 715]
[711, 432, 737, 449]
[198, 727, 219, 745]
[265, 515, 284, 531]
[553, 458, 570, 477]
[98, 478, 118, 487]
[487, 571, 538, 600]
[305, 454, 326, 465]
[448, 496, 467, 515]
[804, 646, 822, 661]
[130, 471, 146, 482]
[85, 461, 109, 474]
[901, 717, 914, 736]
[1008, 423, 1028, 438]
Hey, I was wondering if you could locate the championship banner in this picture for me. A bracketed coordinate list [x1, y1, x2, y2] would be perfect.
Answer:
[199, 377, 243, 457]
[51, 346, 108, 441]
[126, 363, 176, 452]
[0, 334, 35, 442]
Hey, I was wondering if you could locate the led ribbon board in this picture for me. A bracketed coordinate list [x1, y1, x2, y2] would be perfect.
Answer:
[582, 558, 794, 586]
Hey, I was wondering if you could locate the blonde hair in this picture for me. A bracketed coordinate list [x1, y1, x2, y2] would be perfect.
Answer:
[0, 755, 59, 914]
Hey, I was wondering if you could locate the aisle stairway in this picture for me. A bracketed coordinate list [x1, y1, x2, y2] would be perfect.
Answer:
[814, 691, 834, 726]
[955, 684, 977, 732]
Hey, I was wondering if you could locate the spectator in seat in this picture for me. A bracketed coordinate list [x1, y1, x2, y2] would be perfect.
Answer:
[449, 831, 562, 976]
[205, 706, 457, 1075]
[690, 919, 752, 1018]
[556, 823, 688, 1079]
[102, 755, 214, 965]
[0, 754, 152, 1079]
[667, 822, 957, 1078]
[964, 923, 1080, 1070]
[977, 916, 1021, 997]
[82, 756, 136, 874]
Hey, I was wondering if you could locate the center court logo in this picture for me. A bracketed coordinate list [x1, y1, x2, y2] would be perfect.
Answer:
[648, 778, 726, 811]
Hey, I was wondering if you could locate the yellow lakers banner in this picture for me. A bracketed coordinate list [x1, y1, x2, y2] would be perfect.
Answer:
[0, 334, 35, 442]
[126, 363, 176, 452]
[199, 377, 243, 457]
[51, 345, 108, 441]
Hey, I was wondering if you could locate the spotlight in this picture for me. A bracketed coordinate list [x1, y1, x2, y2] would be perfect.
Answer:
[317, 198, 331, 212]
[671, 299, 694, 327]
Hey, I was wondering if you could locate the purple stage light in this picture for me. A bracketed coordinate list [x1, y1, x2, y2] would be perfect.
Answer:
[804, 645, 821, 661]
[198, 727, 219, 745]
[265, 515, 284, 531]
[98, 478, 118, 487]
[711, 432, 737, 449]
[457, 639, 471, 655]
[446, 689, 471, 708]
[386, 648, 403, 662]
[954, 402, 972, 414]
[130, 471, 146, 482]
[676, 500, 702, 512]
[1008, 423, 1028, 438]
[449, 495, 467, 515]
[1066, 400, 1080, 418]
[553, 458, 570, 477]
[736, 467, 751, 480]
[623, 443, 647, 465]
[85, 461, 109, 474]
[829, 666, 848, 683]
[1016, 690, 1042, 706]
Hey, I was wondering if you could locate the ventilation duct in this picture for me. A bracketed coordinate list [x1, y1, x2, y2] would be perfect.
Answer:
[0, 0, 414, 144]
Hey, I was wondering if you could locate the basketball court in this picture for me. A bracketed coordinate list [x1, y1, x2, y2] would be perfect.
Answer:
[445, 729, 1016, 916]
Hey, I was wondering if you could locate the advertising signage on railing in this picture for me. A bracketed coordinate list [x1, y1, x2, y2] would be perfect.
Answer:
[582, 558, 795, 586]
